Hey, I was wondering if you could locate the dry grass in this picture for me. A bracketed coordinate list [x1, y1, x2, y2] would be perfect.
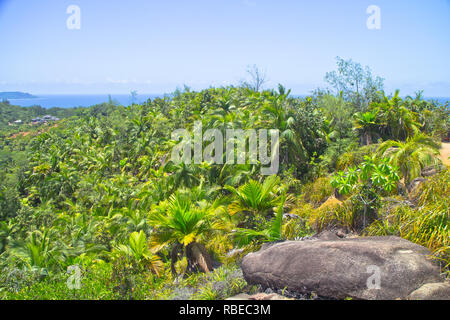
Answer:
[317, 196, 342, 211]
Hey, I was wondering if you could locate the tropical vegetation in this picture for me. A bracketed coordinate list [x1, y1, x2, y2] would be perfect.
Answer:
[0, 58, 448, 299]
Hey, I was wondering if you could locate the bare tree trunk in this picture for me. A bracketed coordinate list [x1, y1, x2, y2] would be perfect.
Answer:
[185, 242, 213, 274]
[366, 132, 372, 145]
[170, 242, 183, 276]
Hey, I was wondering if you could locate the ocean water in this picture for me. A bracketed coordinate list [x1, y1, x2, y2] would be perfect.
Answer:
[6, 94, 449, 109]
[7, 94, 164, 109]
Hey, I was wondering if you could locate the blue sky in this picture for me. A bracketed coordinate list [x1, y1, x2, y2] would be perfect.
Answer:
[0, 0, 449, 95]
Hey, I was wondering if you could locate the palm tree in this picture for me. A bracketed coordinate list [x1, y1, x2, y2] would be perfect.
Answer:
[225, 175, 284, 223]
[377, 133, 441, 186]
[353, 110, 381, 145]
[377, 91, 421, 140]
[217, 163, 256, 187]
[114, 231, 163, 276]
[164, 161, 200, 190]
[262, 98, 298, 166]
[233, 195, 286, 247]
[149, 191, 228, 275]
[8, 229, 64, 270]
[0, 221, 15, 253]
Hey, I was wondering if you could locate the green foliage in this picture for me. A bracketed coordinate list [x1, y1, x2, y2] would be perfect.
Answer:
[0, 101, 84, 129]
[311, 200, 355, 232]
[226, 175, 283, 218]
[335, 144, 376, 171]
[412, 169, 450, 206]
[0, 261, 157, 300]
[353, 110, 381, 145]
[375, 91, 421, 141]
[7, 228, 63, 271]
[149, 191, 228, 247]
[315, 93, 353, 140]
[233, 195, 287, 247]
[282, 217, 312, 240]
[0, 66, 448, 299]
[331, 157, 400, 230]
[325, 56, 384, 110]
[331, 157, 400, 195]
[299, 177, 334, 207]
[113, 231, 164, 276]
[377, 133, 441, 185]
[366, 171, 449, 270]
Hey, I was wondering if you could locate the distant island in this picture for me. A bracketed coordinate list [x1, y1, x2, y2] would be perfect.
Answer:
[0, 91, 37, 99]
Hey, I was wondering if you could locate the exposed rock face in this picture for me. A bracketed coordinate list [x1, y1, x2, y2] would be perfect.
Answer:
[407, 282, 450, 300]
[310, 227, 358, 241]
[241, 236, 442, 300]
[421, 164, 446, 177]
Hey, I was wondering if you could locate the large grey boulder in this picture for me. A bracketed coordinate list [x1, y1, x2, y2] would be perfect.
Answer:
[241, 236, 442, 300]
[407, 282, 450, 300]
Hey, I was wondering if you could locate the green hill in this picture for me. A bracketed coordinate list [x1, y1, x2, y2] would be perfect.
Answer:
[0, 59, 448, 300]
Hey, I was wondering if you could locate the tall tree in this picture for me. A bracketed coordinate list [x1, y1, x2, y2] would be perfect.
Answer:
[325, 57, 384, 110]
[377, 133, 441, 186]
[353, 110, 381, 145]
[243, 64, 267, 92]
[149, 191, 227, 275]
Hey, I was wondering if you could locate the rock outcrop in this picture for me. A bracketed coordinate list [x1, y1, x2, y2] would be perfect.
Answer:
[241, 236, 442, 300]
[407, 282, 450, 300]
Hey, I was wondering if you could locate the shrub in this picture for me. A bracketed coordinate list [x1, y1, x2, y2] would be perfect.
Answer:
[282, 217, 313, 240]
[336, 144, 378, 171]
[366, 170, 449, 274]
[1, 262, 120, 300]
[308, 199, 355, 232]
[366, 203, 449, 272]
[299, 177, 334, 207]
[411, 169, 450, 206]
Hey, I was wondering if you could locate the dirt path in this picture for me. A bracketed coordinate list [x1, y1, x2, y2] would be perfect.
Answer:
[440, 142, 450, 166]
[10, 131, 31, 139]
[9, 123, 59, 139]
